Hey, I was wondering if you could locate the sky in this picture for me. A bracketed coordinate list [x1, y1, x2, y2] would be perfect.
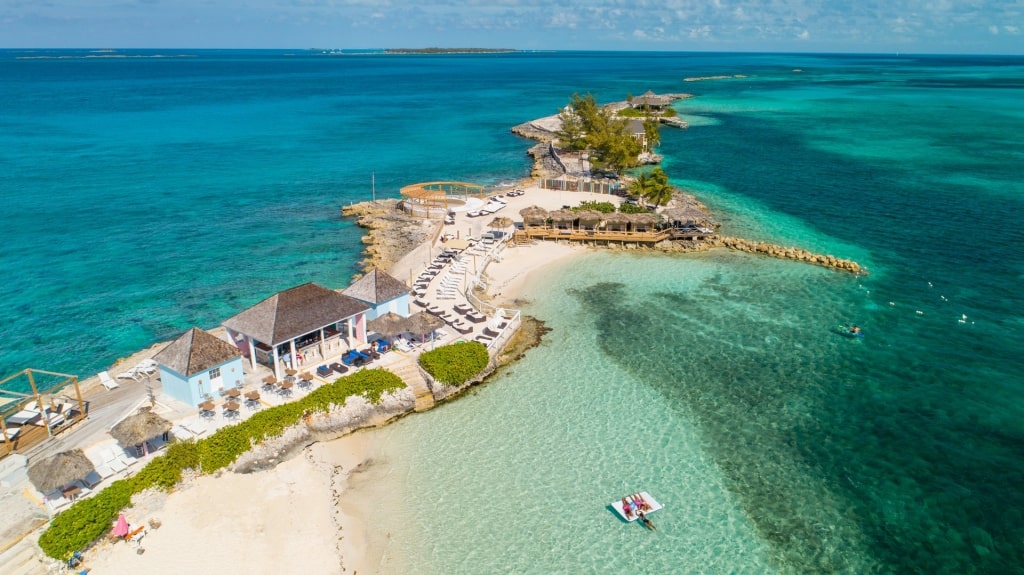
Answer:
[2, 0, 1022, 54]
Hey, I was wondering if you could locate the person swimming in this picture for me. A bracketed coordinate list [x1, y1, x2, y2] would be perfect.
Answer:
[638, 511, 656, 531]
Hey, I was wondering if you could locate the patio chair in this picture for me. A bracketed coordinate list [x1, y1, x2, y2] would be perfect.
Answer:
[99, 371, 120, 390]
[316, 365, 333, 378]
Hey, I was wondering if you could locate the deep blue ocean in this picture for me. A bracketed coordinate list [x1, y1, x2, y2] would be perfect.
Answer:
[2, 50, 1023, 573]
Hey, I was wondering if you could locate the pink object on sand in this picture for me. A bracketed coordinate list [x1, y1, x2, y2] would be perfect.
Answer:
[113, 513, 129, 537]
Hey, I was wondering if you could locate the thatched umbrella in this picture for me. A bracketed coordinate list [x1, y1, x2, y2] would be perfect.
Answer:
[487, 216, 514, 240]
[407, 311, 445, 335]
[367, 312, 412, 339]
[28, 448, 95, 493]
[406, 311, 445, 344]
[110, 407, 172, 452]
[519, 206, 548, 227]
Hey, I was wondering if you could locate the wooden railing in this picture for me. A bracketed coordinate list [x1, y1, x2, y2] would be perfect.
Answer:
[520, 227, 672, 243]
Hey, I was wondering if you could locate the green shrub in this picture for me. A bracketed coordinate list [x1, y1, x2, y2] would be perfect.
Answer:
[39, 367, 406, 559]
[574, 201, 616, 214]
[619, 202, 650, 214]
[419, 341, 489, 385]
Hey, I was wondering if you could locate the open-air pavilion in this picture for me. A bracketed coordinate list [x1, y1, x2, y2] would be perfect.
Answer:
[0, 369, 85, 459]
[222, 283, 371, 380]
[399, 181, 486, 218]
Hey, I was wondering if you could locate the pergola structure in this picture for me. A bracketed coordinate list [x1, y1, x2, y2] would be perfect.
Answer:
[0, 368, 84, 458]
[222, 283, 371, 380]
[399, 181, 486, 218]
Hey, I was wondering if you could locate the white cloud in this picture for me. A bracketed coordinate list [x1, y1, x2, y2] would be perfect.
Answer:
[989, 25, 1000, 34]
[797, 29, 810, 40]
[1004, 25, 1020, 35]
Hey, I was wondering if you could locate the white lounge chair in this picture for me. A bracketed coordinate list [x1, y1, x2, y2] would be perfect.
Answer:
[117, 369, 141, 382]
[99, 371, 120, 390]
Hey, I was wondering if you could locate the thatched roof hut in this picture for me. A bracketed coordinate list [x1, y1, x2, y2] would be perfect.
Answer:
[603, 212, 631, 230]
[110, 407, 172, 449]
[548, 209, 577, 228]
[28, 449, 95, 493]
[662, 206, 715, 226]
[629, 213, 659, 231]
[488, 216, 514, 230]
[519, 206, 548, 227]
[575, 210, 604, 229]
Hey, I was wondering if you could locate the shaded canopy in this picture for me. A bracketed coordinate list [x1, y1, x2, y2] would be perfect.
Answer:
[488, 216, 513, 229]
[575, 210, 604, 227]
[662, 206, 714, 225]
[629, 213, 660, 229]
[367, 312, 412, 337]
[519, 206, 548, 226]
[110, 407, 172, 448]
[603, 212, 631, 228]
[28, 448, 95, 493]
[548, 209, 577, 225]
[407, 311, 445, 334]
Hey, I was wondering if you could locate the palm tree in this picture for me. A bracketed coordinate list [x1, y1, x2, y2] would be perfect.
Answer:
[643, 168, 674, 208]
[629, 172, 652, 206]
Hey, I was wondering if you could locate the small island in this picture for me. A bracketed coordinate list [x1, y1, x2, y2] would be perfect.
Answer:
[384, 48, 517, 54]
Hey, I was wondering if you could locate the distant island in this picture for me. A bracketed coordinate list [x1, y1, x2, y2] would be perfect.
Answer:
[385, 48, 516, 54]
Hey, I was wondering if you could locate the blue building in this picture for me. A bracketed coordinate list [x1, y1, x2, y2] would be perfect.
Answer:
[343, 268, 410, 320]
[153, 327, 244, 407]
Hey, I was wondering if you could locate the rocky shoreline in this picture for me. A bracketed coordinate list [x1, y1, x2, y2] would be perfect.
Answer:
[340, 200, 438, 274]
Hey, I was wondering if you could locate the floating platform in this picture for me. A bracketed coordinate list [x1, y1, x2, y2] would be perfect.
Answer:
[610, 492, 664, 522]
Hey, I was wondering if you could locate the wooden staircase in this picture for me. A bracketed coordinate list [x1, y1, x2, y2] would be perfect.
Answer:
[389, 358, 435, 412]
[512, 230, 531, 247]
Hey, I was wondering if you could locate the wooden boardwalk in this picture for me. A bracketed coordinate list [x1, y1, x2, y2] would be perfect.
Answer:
[516, 227, 713, 244]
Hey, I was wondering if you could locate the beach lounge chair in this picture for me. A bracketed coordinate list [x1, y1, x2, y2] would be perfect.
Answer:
[483, 327, 501, 338]
[395, 338, 414, 353]
[99, 371, 120, 390]
[1, 426, 22, 442]
[117, 369, 141, 382]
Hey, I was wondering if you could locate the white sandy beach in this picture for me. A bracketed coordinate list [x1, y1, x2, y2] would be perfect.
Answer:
[83, 434, 377, 575]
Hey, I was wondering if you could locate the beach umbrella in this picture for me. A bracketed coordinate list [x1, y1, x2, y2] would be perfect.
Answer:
[28, 448, 95, 493]
[487, 216, 513, 230]
[367, 312, 412, 339]
[407, 311, 445, 343]
[110, 407, 172, 452]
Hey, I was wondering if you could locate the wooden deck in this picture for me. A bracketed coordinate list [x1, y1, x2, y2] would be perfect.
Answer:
[516, 227, 713, 244]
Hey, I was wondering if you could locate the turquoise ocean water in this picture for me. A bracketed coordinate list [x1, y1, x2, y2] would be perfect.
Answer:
[3, 50, 1023, 573]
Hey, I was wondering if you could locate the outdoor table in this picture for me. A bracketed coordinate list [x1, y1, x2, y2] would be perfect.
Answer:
[279, 381, 294, 391]
[224, 388, 241, 398]
[285, 368, 297, 377]
[62, 485, 82, 501]
[299, 372, 313, 381]
[244, 391, 260, 401]
[262, 375, 277, 384]
[198, 401, 215, 412]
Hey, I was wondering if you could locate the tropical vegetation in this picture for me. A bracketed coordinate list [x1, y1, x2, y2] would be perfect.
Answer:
[628, 167, 674, 208]
[556, 93, 645, 173]
[419, 341, 489, 385]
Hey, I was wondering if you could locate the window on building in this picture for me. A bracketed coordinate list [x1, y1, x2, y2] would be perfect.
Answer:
[209, 367, 221, 379]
